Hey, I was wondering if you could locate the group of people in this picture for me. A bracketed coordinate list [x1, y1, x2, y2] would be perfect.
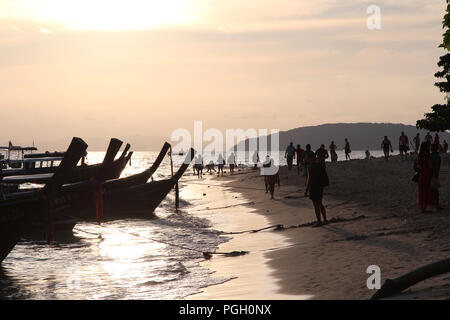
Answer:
[413, 132, 447, 213]
[415, 142, 443, 213]
[275, 131, 448, 225]
[192, 153, 236, 178]
[382, 131, 448, 161]
[284, 139, 350, 175]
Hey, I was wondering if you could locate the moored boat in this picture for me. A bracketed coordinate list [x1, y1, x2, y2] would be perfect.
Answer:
[1, 139, 132, 184]
[0, 137, 88, 263]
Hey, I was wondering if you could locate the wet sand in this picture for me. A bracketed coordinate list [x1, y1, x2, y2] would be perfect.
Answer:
[187, 153, 450, 299]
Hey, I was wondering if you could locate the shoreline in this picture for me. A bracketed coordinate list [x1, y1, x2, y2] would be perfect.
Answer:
[188, 153, 450, 299]
[182, 175, 309, 299]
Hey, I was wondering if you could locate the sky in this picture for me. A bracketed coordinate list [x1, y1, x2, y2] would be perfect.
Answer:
[0, 0, 447, 146]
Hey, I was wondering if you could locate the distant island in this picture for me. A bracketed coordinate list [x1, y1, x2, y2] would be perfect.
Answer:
[236, 123, 450, 151]
[5, 123, 450, 152]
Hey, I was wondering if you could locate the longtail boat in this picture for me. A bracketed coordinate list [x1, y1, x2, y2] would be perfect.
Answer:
[4, 143, 190, 233]
[1, 139, 132, 184]
[54, 147, 194, 221]
[0, 137, 88, 263]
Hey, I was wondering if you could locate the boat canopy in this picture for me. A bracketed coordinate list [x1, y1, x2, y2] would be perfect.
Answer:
[2, 173, 53, 184]
[7, 157, 64, 164]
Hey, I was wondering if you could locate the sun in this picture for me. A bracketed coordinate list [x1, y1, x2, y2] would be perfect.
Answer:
[4, 0, 198, 31]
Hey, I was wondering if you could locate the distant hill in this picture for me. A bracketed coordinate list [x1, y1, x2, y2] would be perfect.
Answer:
[236, 123, 450, 151]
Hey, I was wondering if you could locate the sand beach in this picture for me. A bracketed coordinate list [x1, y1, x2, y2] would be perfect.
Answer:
[187, 153, 450, 299]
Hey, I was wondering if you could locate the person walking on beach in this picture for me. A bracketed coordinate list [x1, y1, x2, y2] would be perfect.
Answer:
[206, 160, 216, 174]
[295, 144, 304, 175]
[301, 144, 315, 178]
[306, 158, 329, 226]
[217, 153, 225, 177]
[443, 140, 448, 153]
[365, 150, 371, 159]
[434, 133, 440, 148]
[399, 131, 409, 160]
[425, 132, 433, 149]
[227, 152, 236, 174]
[430, 144, 443, 210]
[381, 136, 393, 161]
[315, 144, 329, 167]
[194, 154, 204, 178]
[285, 142, 295, 171]
[262, 155, 280, 199]
[344, 138, 351, 160]
[417, 142, 435, 213]
[252, 150, 260, 169]
[413, 133, 420, 154]
[329, 141, 338, 162]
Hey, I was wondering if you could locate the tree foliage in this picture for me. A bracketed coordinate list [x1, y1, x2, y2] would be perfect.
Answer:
[417, 3, 450, 131]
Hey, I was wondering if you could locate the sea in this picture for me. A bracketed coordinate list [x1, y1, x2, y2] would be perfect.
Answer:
[0, 149, 385, 299]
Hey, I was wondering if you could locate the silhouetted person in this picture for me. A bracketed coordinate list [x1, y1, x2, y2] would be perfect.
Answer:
[227, 152, 236, 174]
[217, 153, 225, 176]
[443, 140, 448, 153]
[295, 144, 304, 175]
[306, 158, 329, 226]
[206, 160, 216, 174]
[434, 133, 440, 148]
[252, 151, 260, 169]
[194, 154, 203, 178]
[315, 144, 329, 167]
[365, 150, 371, 159]
[285, 142, 295, 171]
[301, 144, 315, 178]
[344, 138, 351, 160]
[399, 131, 409, 160]
[262, 155, 280, 199]
[381, 136, 393, 161]
[413, 133, 420, 154]
[425, 132, 433, 149]
[329, 141, 338, 162]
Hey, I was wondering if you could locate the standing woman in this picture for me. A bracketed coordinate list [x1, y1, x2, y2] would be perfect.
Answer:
[344, 138, 351, 160]
[417, 142, 435, 213]
[329, 141, 338, 162]
[381, 136, 393, 161]
[306, 159, 329, 226]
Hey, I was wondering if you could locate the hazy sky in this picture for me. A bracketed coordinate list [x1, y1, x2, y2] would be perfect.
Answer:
[0, 0, 447, 145]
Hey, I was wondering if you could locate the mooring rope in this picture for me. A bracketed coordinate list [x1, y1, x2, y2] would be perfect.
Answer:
[213, 215, 367, 235]
[182, 180, 267, 191]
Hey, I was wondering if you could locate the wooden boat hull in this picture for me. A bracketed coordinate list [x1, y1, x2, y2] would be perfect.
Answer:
[62, 177, 178, 221]
[1, 146, 193, 249]
[0, 199, 31, 263]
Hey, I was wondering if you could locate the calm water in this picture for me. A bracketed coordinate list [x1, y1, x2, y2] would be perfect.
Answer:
[0, 149, 384, 299]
